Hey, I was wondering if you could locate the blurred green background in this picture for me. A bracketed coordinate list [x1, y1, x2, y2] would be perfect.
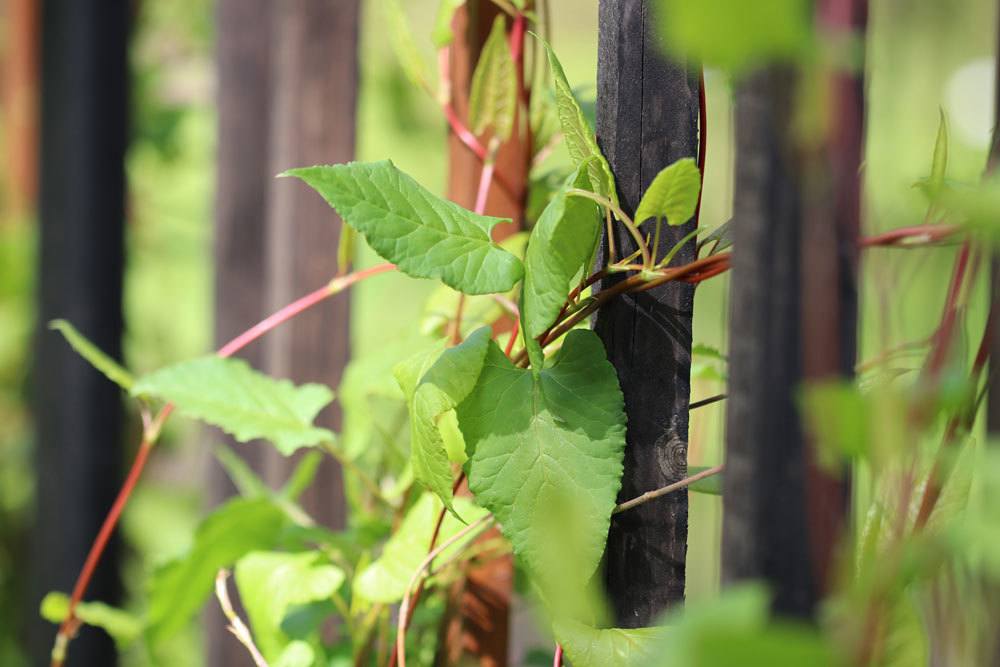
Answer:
[0, 0, 997, 664]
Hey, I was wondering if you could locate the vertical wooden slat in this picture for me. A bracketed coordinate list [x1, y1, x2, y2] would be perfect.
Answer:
[595, 0, 700, 627]
[723, 0, 866, 617]
[207, 1, 274, 662]
[262, 0, 358, 522]
[30, 0, 129, 663]
[723, 67, 816, 617]
[2, 0, 39, 218]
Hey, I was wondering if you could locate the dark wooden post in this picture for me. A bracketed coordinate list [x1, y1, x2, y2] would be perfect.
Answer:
[30, 0, 129, 664]
[595, 0, 700, 626]
[722, 1, 865, 618]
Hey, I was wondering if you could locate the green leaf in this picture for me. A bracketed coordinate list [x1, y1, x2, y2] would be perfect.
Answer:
[553, 619, 659, 667]
[382, 0, 430, 92]
[458, 330, 626, 586]
[469, 16, 516, 140]
[284, 161, 524, 295]
[132, 356, 334, 455]
[404, 328, 492, 510]
[354, 493, 488, 603]
[274, 641, 316, 667]
[641, 584, 838, 667]
[521, 164, 601, 371]
[800, 380, 870, 468]
[49, 320, 134, 390]
[235, 551, 346, 661]
[688, 465, 723, 495]
[634, 158, 701, 226]
[146, 498, 290, 646]
[432, 0, 466, 47]
[929, 109, 949, 198]
[536, 36, 618, 205]
[40, 592, 142, 648]
[656, 0, 813, 73]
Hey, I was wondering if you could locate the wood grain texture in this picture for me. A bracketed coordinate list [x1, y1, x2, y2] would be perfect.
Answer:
[30, 1, 129, 663]
[595, 0, 699, 627]
[263, 0, 358, 524]
[208, 1, 274, 663]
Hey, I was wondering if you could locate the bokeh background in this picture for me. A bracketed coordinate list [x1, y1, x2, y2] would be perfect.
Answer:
[0, 0, 996, 664]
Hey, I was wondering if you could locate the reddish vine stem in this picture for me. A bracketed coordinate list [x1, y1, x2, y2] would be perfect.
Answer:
[389, 474, 466, 667]
[925, 242, 972, 381]
[860, 223, 959, 248]
[553, 643, 563, 667]
[613, 464, 724, 515]
[51, 263, 397, 667]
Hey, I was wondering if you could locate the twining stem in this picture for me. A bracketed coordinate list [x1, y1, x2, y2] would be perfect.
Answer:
[689, 393, 726, 410]
[512, 253, 732, 367]
[51, 263, 397, 667]
[215, 570, 269, 667]
[567, 188, 651, 268]
[396, 515, 494, 667]
[860, 223, 959, 248]
[612, 465, 724, 515]
[389, 474, 466, 667]
[218, 263, 396, 357]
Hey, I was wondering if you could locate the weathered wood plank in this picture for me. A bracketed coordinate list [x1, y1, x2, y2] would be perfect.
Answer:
[595, 0, 700, 627]
[30, 1, 129, 663]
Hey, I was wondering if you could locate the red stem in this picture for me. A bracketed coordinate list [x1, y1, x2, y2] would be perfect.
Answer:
[553, 643, 563, 667]
[859, 223, 959, 248]
[504, 318, 520, 358]
[926, 242, 971, 379]
[52, 264, 396, 665]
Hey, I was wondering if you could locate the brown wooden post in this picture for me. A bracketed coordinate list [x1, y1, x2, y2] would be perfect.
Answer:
[2, 0, 39, 218]
[722, 0, 866, 618]
[595, 0, 700, 626]
[209, 0, 359, 661]
[262, 0, 358, 520]
[30, 0, 129, 663]
[207, 0, 274, 663]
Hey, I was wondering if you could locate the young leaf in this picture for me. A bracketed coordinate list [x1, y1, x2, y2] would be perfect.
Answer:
[49, 319, 134, 390]
[284, 161, 524, 295]
[132, 356, 334, 455]
[234, 551, 346, 661]
[656, 0, 813, 73]
[928, 109, 949, 198]
[634, 158, 701, 226]
[688, 465, 723, 495]
[552, 619, 659, 667]
[405, 328, 492, 510]
[40, 592, 142, 648]
[274, 641, 316, 667]
[536, 36, 618, 205]
[457, 330, 626, 586]
[469, 16, 517, 140]
[521, 164, 601, 371]
[382, 0, 430, 92]
[353, 493, 488, 603]
[432, 0, 466, 47]
[146, 498, 290, 646]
